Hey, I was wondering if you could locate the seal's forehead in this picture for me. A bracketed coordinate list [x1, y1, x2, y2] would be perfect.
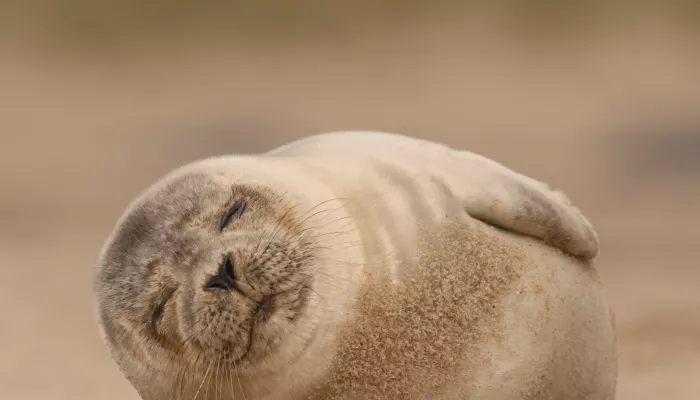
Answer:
[101, 172, 224, 263]
[132, 172, 222, 228]
[148, 171, 223, 207]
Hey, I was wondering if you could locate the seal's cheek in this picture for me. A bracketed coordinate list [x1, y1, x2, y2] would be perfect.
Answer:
[247, 305, 294, 359]
[245, 288, 313, 362]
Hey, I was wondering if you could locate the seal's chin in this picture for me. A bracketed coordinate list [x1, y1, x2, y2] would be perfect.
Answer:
[187, 283, 312, 370]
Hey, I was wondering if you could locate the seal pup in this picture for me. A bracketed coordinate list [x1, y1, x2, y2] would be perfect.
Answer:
[94, 130, 617, 400]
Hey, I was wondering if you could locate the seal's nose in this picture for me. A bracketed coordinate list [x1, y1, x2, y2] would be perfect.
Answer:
[204, 255, 237, 291]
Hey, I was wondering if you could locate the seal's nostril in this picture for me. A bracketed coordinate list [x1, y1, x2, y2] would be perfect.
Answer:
[223, 256, 234, 280]
[204, 255, 237, 291]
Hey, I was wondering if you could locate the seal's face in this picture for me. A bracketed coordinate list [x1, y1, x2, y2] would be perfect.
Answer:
[95, 170, 317, 398]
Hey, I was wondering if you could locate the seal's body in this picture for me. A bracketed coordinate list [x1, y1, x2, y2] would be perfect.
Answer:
[94, 131, 617, 400]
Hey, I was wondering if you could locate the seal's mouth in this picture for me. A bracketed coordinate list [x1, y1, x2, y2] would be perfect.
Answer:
[236, 295, 276, 361]
[252, 295, 277, 322]
[188, 275, 312, 367]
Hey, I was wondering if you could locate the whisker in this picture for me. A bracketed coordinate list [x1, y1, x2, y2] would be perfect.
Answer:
[226, 360, 236, 399]
[203, 356, 215, 400]
[192, 359, 214, 400]
[232, 357, 248, 400]
[215, 359, 222, 400]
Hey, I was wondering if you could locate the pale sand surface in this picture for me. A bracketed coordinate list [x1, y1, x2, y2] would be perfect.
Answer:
[1, 23, 698, 399]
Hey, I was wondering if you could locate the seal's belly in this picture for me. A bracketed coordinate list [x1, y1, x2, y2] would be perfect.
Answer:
[315, 218, 616, 400]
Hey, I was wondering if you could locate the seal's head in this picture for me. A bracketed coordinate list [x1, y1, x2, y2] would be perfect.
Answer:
[94, 159, 349, 399]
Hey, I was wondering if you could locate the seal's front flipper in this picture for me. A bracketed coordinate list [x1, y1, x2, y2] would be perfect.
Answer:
[436, 149, 599, 260]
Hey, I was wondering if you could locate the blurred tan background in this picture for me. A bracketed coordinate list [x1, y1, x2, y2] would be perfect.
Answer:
[1, 1, 698, 399]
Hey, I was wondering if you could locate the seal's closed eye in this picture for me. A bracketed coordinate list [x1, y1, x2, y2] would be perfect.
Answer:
[151, 286, 176, 334]
[220, 201, 247, 231]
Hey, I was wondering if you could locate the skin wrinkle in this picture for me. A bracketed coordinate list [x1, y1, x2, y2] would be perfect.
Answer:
[293, 161, 386, 286]
[371, 160, 435, 273]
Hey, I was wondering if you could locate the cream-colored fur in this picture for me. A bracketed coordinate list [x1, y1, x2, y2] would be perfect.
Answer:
[94, 130, 616, 400]
[269, 130, 599, 259]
